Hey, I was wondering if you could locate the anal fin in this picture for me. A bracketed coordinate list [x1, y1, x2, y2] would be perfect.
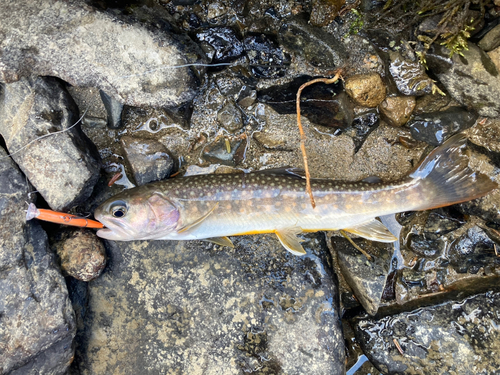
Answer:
[275, 227, 306, 256]
[205, 236, 234, 248]
[343, 219, 397, 242]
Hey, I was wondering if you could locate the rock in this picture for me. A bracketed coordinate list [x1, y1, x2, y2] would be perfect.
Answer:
[72, 234, 345, 374]
[355, 291, 500, 374]
[278, 17, 348, 68]
[379, 209, 500, 316]
[426, 43, 500, 118]
[478, 24, 500, 52]
[344, 73, 386, 108]
[467, 117, 500, 153]
[202, 136, 246, 166]
[0, 146, 76, 374]
[217, 100, 244, 132]
[413, 93, 451, 114]
[53, 229, 106, 282]
[488, 46, 500, 72]
[458, 190, 500, 226]
[0, 76, 101, 211]
[310, 0, 346, 27]
[195, 27, 244, 64]
[0, 0, 201, 108]
[99, 90, 124, 129]
[388, 51, 435, 96]
[120, 136, 174, 185]
[334, 237, 393, 316]
[379, 96, 416, 127]
[258, 75, 352, 128]
[350, 110, 380, 152]
[407, 107, 478, 146]
[243, 34, 290, 78]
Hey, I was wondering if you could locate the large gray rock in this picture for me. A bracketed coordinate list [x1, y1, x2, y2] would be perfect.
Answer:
[0, 76, 100, 211]
[426, 43, 500, 118]
[73, 234, 345, 374]
[355, 291, 500, 374]
[0, 0, 201, 108]
[0, 147, 76, 374]
[334, 237, 393, 316]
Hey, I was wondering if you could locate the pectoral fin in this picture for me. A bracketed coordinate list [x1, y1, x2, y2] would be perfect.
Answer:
[275, 227, 306, 256]
[205, 236, 234, 248]
[343, 219, 397, 242]
[177, 202, 219, 234]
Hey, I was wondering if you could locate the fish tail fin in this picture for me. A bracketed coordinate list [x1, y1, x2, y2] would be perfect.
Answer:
[410, 134, 497, 210]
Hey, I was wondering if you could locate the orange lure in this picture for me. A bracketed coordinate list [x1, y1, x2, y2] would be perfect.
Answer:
[26, 203, 104, 229]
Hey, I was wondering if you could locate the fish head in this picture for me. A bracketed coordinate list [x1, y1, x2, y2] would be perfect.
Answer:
[94, 189, 180, 241]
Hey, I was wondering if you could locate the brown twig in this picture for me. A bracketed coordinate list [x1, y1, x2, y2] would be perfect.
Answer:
[339, 230, 373, 261]
[296, 71, 343, 208]
[393, 338, 405, 356]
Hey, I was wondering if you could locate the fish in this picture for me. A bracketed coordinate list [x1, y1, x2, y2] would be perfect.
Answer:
[94, 134, 497, 255]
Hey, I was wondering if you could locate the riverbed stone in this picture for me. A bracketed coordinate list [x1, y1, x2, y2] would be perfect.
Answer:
[426, 43, 500, 118]
[0, 147, 76, 374]
[334, 236, 393, 316]
[379, 96, 416, 127]
[121, 136, 174, 185]
[407, 107, 478, 146]
[52, 229, 106, 282]
[72, 233, 345, 374]
[278, 17, 348, 68]
[355, 291, 500, 374]
[0, 0, 201, 108]
[478, 24, 500, 52]
[345, 73, 386, 108]
[0, 76, 101, 211]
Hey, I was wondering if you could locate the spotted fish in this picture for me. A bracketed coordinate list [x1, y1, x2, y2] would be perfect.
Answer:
[95, 135, 497, 255]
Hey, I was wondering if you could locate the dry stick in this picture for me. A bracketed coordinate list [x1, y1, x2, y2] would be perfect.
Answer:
[339, 230, 373, 261]
[296, 71, 342, 209]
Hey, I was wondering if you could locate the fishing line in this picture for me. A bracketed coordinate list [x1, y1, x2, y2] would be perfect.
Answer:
[118, 62, 234, 78]
[0, 109, 88, 160]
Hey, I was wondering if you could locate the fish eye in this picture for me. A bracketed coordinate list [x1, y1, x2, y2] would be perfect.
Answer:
[110, 201, 127, 218]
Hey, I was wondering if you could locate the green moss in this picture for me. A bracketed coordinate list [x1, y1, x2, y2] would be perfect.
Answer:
[377, 0, 493, 65]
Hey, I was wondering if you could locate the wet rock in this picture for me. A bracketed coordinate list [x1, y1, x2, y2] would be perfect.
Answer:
[202, 136, 246, 166]
[334, 237, 393, 316]
[120, 136, 174, 185]
[0, 0, 201, 108]
[196, 27, 244, 64]
[449, 226, 498, 274]
[407, 107, 478, 146]
[243, 34, 290, 78]
[379, 209, 500, 316]
[0, 76, 101, 211]
[458, 191, 500, 227]
[379, 96, 416, 127]
[72, 234, 345, 374]
[478, 24, 500, 52]
[258, 75, 352, 128]
[310, 0, 346, 27]
[53, 229, 106, 282]
[489, 46, 500, 71]
[350, 110, 380, 152]
[426, 43, 500, 118]
[278, 17, 348, 68]
[413, 93, 451, 114]
[355, 291, 500, 374]
[0, 147, 76, 374]
[217, 100, 244, 132]
[99, 90, 124, 129]
[389, 51, 434, 96]
[344, 73, 386, 108]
